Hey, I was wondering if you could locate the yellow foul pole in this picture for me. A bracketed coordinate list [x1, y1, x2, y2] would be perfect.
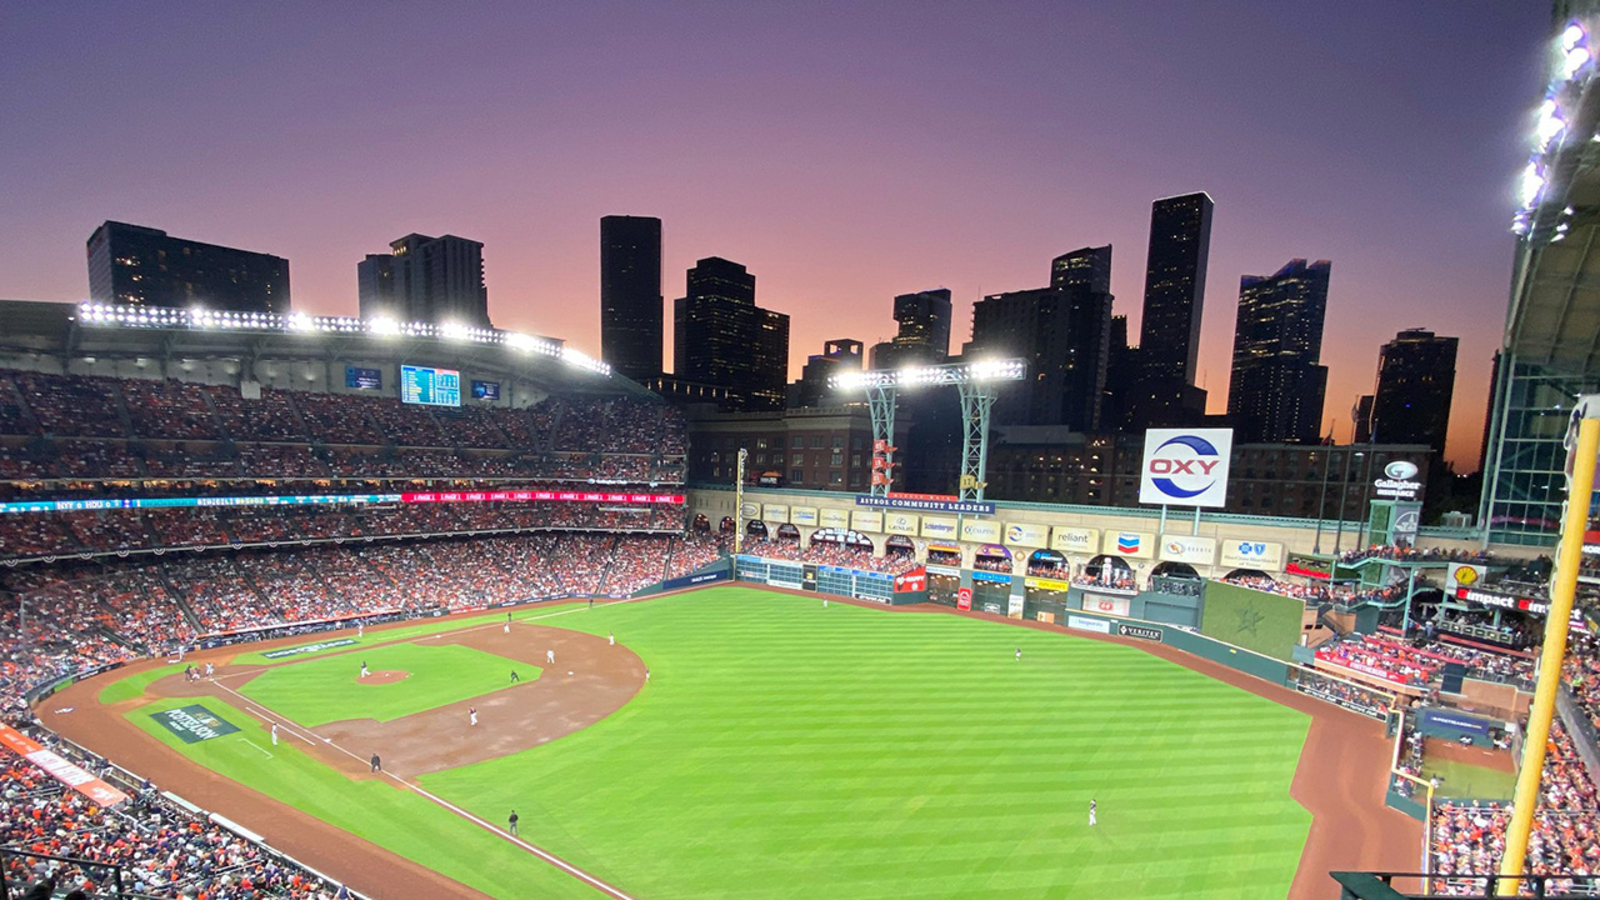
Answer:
[1495, 407, 1600, 895]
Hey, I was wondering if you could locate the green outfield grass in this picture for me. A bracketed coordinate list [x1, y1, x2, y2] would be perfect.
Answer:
[120, 586, 1315, 900]
[238, 642, 536, 726]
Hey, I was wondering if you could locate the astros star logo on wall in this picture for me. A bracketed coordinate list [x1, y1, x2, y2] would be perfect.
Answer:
[1236, 601, 1264, 637]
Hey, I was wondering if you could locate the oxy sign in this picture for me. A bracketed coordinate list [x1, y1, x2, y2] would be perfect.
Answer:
[1138, 428, 1233, 508]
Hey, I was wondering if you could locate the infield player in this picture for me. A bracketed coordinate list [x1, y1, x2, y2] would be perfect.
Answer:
[358, 622, 364, 639]
[271, 723, 278, 746]
[505, 613, 512, 634]
[360, 661, 370, 679]
[469, 706, 478, 727]
[510, 669, 520, 683]
[508, 810, 519, 836]
[205, 661, 214, 679]
[608, 631, 615, 646]
[546, 649, 555, 665]
[370, 753, 381, 773]
[1089, 799, 1096, 827]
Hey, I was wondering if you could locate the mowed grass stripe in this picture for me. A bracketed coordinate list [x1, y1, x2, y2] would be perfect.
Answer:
[420, 587, 1312, 900]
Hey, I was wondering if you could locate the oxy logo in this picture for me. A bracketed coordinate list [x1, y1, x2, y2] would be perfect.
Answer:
[1006, 524, 1024, 542]
[1146, 434, 1223, 499]
[1384, 461, 1419, 480]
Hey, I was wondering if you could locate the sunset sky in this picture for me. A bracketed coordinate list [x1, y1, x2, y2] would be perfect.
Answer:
[0, 2, 1552, 470]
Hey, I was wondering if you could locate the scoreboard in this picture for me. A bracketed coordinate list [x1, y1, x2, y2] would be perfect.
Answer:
[400, 365, 461, 407]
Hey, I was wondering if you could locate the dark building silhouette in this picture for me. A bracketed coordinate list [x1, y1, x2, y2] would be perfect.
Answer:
[965, 246, 1113, 431]
[1369, 328, 1458, 454]
[599, 215, 664, 380]
[358, 233, 488, 326]
[1353, 394, 1374, 443]
[1053, 244, 1112, 294]
[869, 288, 952, 368]
[673, 257, 789, 411]
[1139, 194, 1213, 385]
[1227, 259, 1331, 444]
[794, 339, 864, 408]
[87, 221, 289, 313]
[1118, 193, 1214, 430]
[1478, 350, 1500, 475]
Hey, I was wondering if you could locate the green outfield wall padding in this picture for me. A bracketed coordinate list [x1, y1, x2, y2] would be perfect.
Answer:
[1163, 626, 1290, 683]
[1199, 581, 1303, 661]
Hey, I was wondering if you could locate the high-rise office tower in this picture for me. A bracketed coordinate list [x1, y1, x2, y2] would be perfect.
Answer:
[1369, 328, 1458, 454]
[1227, 259, 1331, 444]
[673, 257, 790, 411]
[1353, 394, 1374, 443]
[869, 288, 953, 369]
[966, 248, 1114, 431]
[599, 215, 664, 380]
[87, 221, 290, 313]
[1052, 245, 1112, 294]
[358, 233, 489, 326]
[795, 339, 864, 408]
[1139, 194, 1213, 385]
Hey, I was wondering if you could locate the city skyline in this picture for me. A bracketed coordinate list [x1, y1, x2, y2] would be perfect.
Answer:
[0, 3, 1550, 469]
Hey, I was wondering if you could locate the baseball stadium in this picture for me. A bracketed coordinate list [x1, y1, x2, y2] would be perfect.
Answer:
[9, 16, 1600, 900]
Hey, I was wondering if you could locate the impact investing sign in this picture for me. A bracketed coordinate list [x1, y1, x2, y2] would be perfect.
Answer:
[1138, 429, 1233, 509]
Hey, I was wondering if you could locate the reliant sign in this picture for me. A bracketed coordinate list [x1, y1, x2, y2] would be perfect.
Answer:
[1050, 526, 1098, 555]
[1138, 429, 1233, 508]
[1372, 460, 1424, 501]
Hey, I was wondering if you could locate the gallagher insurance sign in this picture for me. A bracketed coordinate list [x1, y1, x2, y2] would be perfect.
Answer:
[1138, 428, 1234, 508]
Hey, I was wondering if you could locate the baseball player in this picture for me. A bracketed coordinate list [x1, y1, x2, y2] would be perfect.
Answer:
[370, 753, 381, 773]
[271, 723, 279, 746]
[360, 661, 370, 679]
[546, 649, 555, 665]
[823, 598, 829, 608]
[510, 669, 520, 683]
[508, 810, 519, 836]
[1016, 648, 1022, 663]
[645, 666, 651, 682]
[504, 613, 511, 634]
[205, 662, 214, 679]
[1089, 799, 1097, 827]
[358, 622, 364, 639]
[469, 706, 478, 727]
[608, 632, 615, 646]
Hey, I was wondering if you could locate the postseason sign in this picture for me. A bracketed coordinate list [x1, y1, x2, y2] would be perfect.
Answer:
[152, 705, 241, 744]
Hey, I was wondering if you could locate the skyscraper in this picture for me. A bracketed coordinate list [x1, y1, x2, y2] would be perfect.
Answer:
[869, 289, 952, 369]
[358, 234, 489, 326]
[1369, 328, 1458, 454]
[794, 339, 864, 408]
[1052, 244, 1112, 294]
[1227, 259, 1331, 444]
[1139, 193, 1213, 385]
[966, 247, 1113, 431]
[599, 215, 664, 380]
[673, 257, 790, 411]
[87, 221, 290, 313]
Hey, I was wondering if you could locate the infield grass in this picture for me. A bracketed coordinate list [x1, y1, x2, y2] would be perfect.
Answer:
[122, 585, 1315, 900]
[238, 642, 535, 726]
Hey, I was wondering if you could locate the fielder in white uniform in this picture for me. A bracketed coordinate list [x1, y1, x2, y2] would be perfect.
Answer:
[1089, 799, 1097, 826]
[546, 649, 555, 664]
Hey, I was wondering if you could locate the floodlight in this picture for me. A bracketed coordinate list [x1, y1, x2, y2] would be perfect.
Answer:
[286, 313, 314, 332]
[1564, 22, 1586, 51]
[440, 321, 472, 342]
[1521, 162, 1546, 207]
[1566, 46, 1592, 79]
[369, 316, 401, 337]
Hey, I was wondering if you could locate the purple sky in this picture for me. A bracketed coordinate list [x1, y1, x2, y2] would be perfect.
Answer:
[0, 2, 1551, 470]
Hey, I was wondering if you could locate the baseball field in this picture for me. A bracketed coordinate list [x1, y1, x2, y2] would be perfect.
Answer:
[51, 586, 1392, 899]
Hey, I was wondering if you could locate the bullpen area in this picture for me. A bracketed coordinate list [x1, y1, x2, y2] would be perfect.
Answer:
[42, 585, 1403, 899]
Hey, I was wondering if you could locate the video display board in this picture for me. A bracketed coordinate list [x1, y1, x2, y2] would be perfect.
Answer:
[471, 379, 500, 401]
[400, 365, 461, 407]
[345, 366, 382, 390]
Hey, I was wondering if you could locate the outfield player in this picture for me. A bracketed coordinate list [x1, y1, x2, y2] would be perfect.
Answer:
[1016, 647, 1022, 663]
[1089, 799, 1096, 826]
[508, 810, 519, 836]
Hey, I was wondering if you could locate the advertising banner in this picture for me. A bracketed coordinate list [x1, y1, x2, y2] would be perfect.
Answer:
[662, 568, 729, 591]
[961, 519, 1002, 544]
[957, 587, 973, 611]
[1456, 587, 1549, 616]
[1138, 428, 1233, 508]
[971, 570, 1012, 584]
[151, 705, 241, 744]
[1100, 530, 1155, 559]
[885, 513, 919, 536]
[926, 564, 960, 577]
[1117, 623, 1163, 642]
[1008, 591, 1025, 617]
[1024, 576, 1072, 592]
[1082, 593, 1131, 617]
[1003, 522, 1049, 549]
[1217, 540, 1284, 571]
[855, 494, 995, 515]
[740, 501, 760, 519]
[0, 724, 129, 806]
[1067, 615, 1112, 634]
[893, 567, 928, 593]
[820, 508, 850, 528]
[802, 564, 818, 591]
[1373, 460, 1425, 502]
[763, 504, 789, 524]
[262, 638, 357, 660]
[1446, 564, 1487, 592]
[1285, 553, 1332, 580]
[920, 516, 959, 539]
[1051, 526, 1099, 556]
[791, 506, 819, 526]
[1159, 535, 1216, 565]
[851, 510, 884, 533]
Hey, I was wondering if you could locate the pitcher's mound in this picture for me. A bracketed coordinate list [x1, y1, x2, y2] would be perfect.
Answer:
[357, 670, 410, 685]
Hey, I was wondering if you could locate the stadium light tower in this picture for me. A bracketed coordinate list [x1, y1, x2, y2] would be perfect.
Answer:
[830, 359, 1026, 501]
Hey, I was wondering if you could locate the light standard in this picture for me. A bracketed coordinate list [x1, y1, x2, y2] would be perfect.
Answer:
[1313, 449, 1333, 554]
